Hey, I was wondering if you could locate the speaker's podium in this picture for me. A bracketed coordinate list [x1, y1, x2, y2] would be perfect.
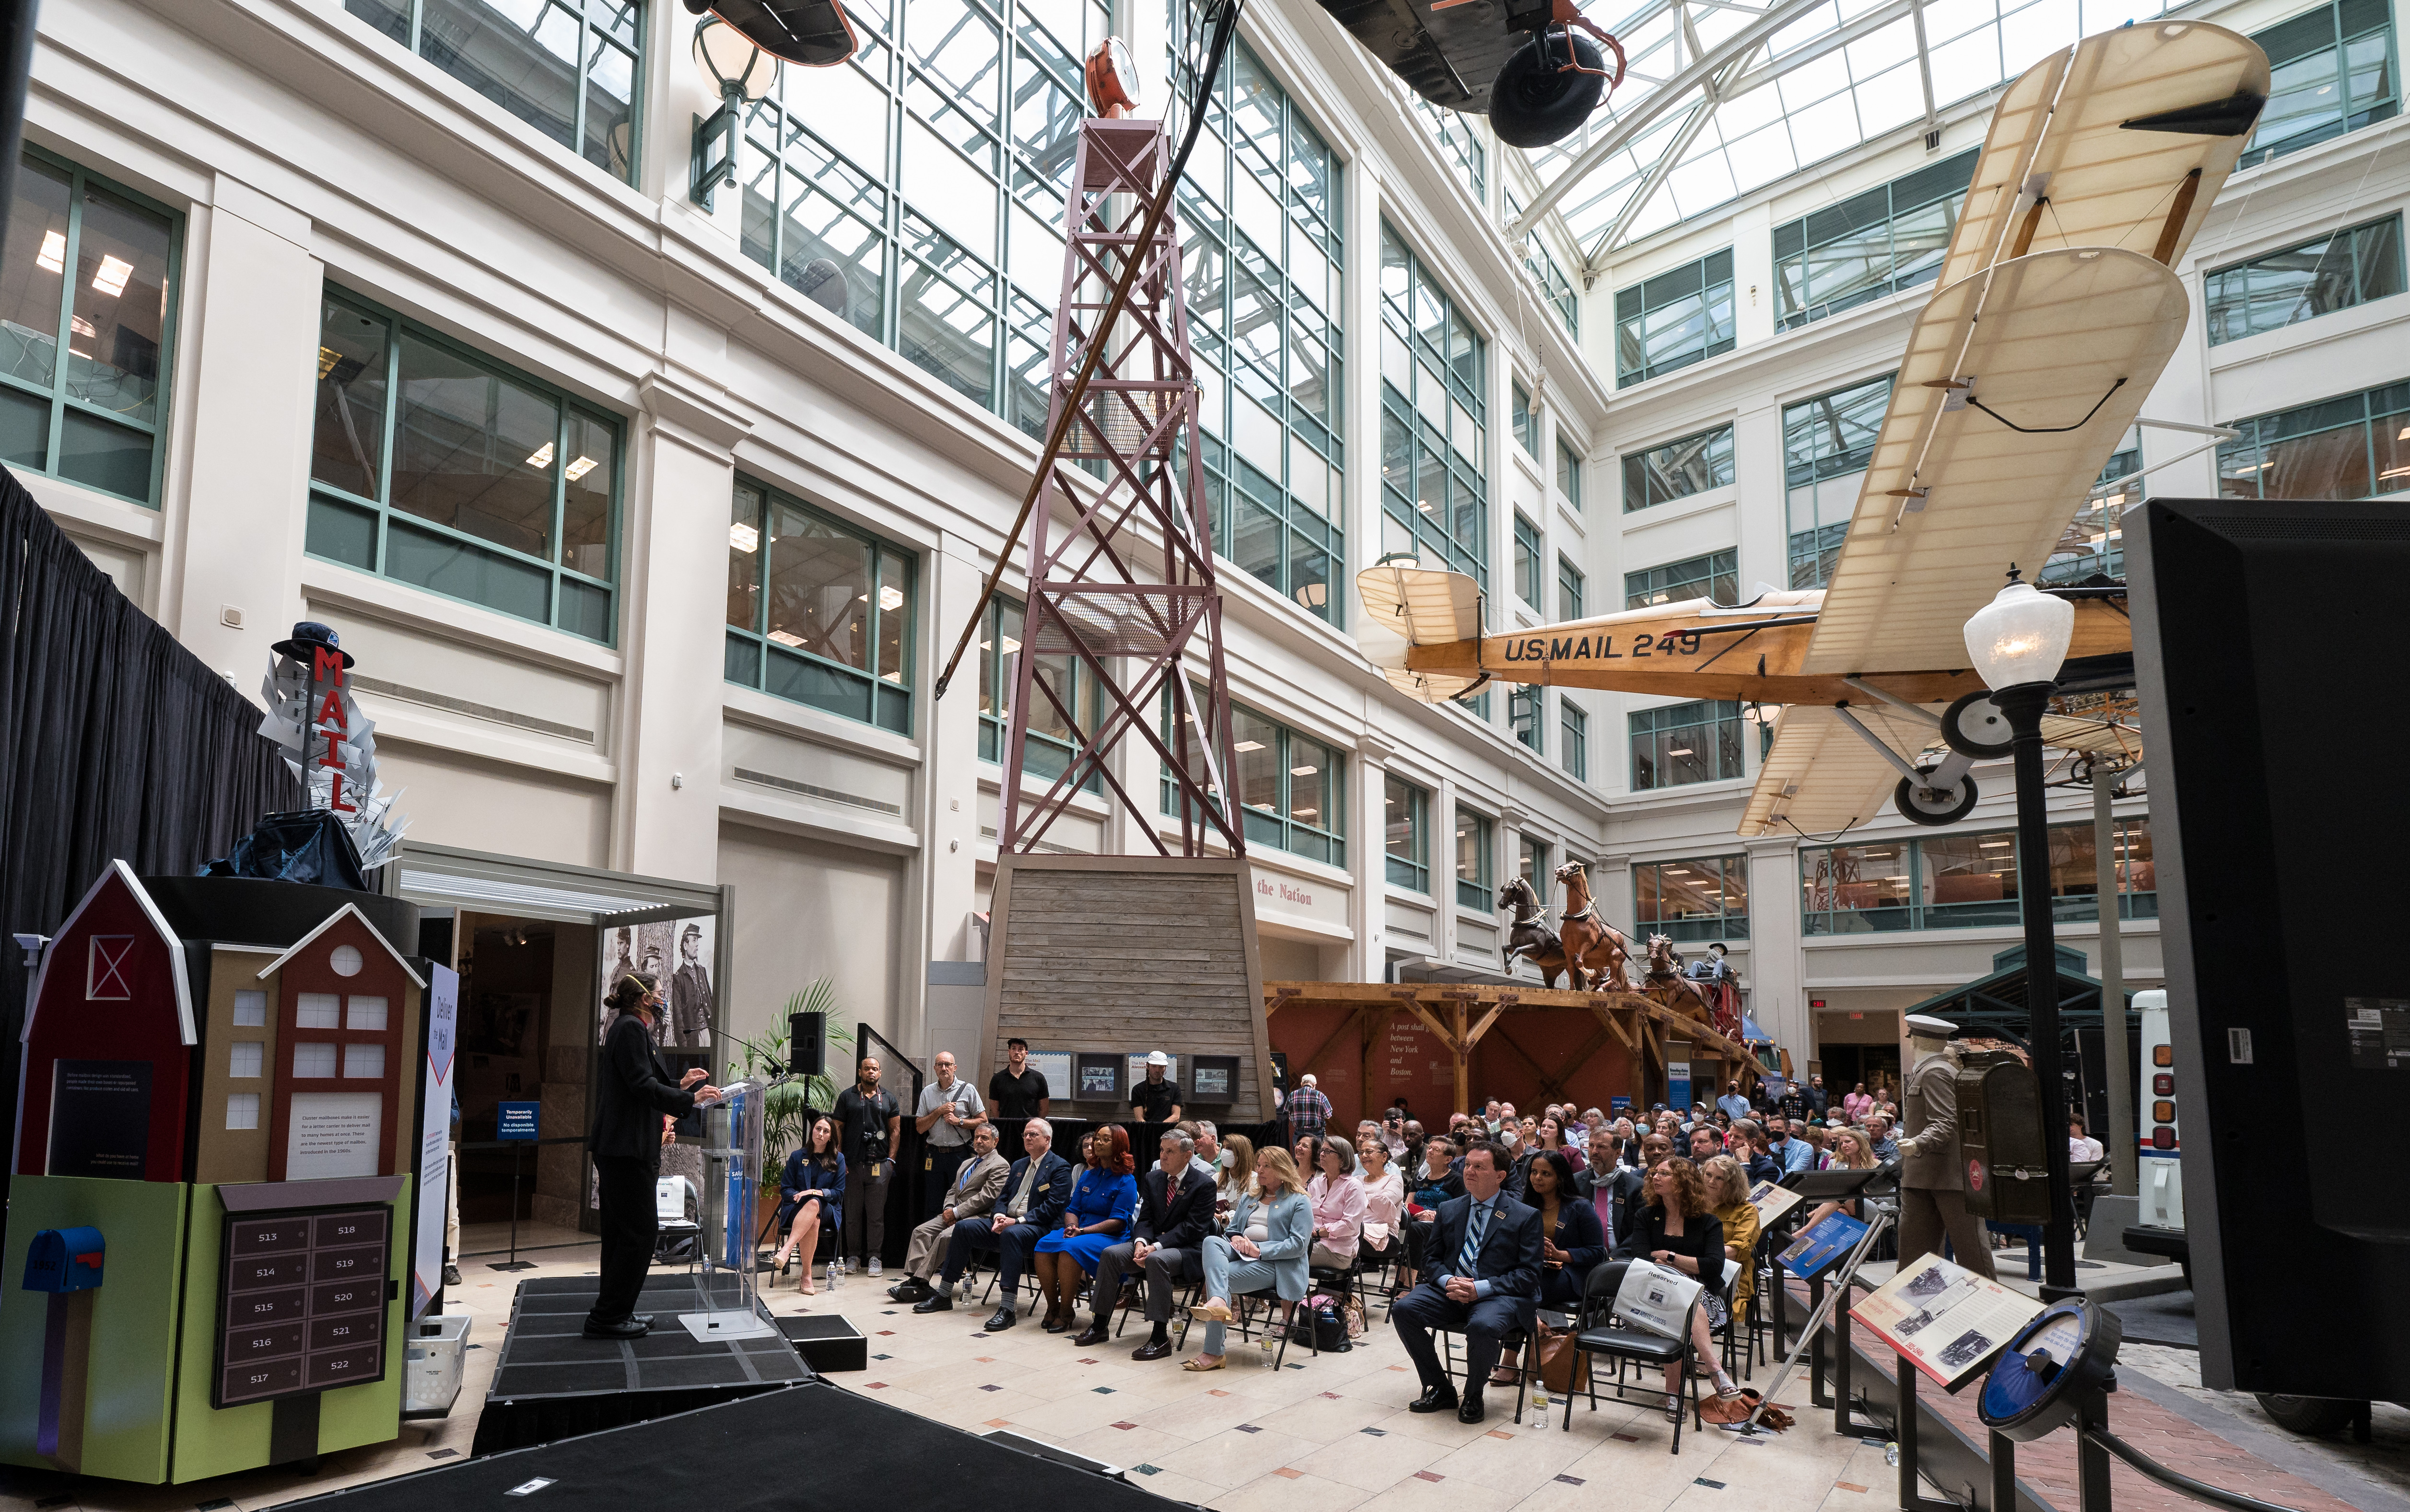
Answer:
[675, 1079, 778, 1343]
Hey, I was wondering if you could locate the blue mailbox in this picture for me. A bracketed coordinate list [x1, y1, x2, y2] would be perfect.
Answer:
[23, 1227, 104, 1293]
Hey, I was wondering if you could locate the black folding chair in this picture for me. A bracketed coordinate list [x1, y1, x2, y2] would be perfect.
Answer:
[1560, 1260, 1707, 1453]
[1175, 1285, 1315, 1366]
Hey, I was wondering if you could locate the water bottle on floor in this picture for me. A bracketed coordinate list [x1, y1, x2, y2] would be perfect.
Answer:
[1531, 1386, 1550, 1429]
[828, 1257, 842, 1293]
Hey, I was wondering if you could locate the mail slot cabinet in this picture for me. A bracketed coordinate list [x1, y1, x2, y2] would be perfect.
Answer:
[231, 1218, 309, 1256]
[310, 1310, 382, 1352]
[312, 1276, 381, 1315]
[229, 1285, 307, 1325]
[223, 1357, 304, 1404]
[306, 1342, 381, 1389]
[314, 1211, 384, 1249]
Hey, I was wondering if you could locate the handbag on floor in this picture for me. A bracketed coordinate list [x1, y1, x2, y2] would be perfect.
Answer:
[1536, 1319, 1590, 1393]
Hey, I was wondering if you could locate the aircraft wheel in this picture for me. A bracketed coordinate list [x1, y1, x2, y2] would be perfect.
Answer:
[1942, 690, 2013, 759]
[1489, 32, 1607, 149]
[2254, 1395, 2362, 1438]
[1895, 772, 1978, 826]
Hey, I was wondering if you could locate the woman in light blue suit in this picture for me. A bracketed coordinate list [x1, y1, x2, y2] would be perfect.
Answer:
[1182, 1146, 1312, 1370]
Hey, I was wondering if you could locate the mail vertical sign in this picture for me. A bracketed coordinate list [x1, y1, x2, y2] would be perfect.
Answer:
[411, 962, 458, 1317]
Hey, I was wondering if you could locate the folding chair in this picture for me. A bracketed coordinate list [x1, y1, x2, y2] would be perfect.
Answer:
[1176, 1285, 1315, 1366]
[1560, 1260, 1708, 1454]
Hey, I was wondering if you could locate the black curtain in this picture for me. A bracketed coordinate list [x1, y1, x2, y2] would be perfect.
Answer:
[0, 466, 299, 1202]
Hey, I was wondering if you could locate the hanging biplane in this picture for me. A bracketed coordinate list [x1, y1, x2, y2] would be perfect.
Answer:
[1358, 22, 2267, 836]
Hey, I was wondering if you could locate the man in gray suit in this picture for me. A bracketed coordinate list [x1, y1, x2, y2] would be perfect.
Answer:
[890, 1122, 1008, 1303]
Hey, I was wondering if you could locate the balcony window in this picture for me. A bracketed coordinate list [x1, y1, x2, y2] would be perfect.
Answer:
[1623, 422, 1734, 513]
[1636, 854, 1749, 941]
[1785, 373, 1894, 587]
[1614, 248, 1734, 383]
[1773, 152, 1975, 330]
[726, 479, 914, 732]
[1385, 774, 1429, 892]
[1630, 699, 1743, 790]
[2204, 216, 2403, 344]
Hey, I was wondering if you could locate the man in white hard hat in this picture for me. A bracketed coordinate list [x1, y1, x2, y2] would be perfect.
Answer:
[1128, 1049, 1182, 1124]
[1893, 1013, 1994, 1278]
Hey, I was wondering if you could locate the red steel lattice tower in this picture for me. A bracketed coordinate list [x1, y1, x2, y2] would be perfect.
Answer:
[998, 117, 1241, 858]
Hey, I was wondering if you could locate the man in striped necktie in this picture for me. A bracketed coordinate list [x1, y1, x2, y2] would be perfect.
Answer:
[1389, 1139, 1542, 1424]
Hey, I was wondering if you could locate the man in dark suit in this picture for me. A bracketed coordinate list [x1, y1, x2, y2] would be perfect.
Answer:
[585, 973, 717, 1340]
[1390, 1140, 1541, 1423]
[1080, 1128, 1216, 1356]
[915, 1118, 1071, 1329]
[1607, 1131, 1675, 1256]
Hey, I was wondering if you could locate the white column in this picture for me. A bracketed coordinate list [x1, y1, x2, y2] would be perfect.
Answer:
[1730, 203, 1777, 350]
[1434, 770, 1462, 965]
[924, 531, 989, 961]
[1354, 734, 1396, 980]
[1744, 835, 1806, 1058]
[166, 182, 320, 673]
[1731, 400, 1785, 598]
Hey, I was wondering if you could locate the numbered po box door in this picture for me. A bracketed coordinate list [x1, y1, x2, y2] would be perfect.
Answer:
[215, 1204, 391, 1408]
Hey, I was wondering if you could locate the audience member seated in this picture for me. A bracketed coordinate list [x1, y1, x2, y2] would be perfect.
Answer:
[1183, 1148, 1312, 1371]
[889, 1122, 1006, 1304]
[1214, 1133, 1256, 1226]
[1033, 1123, 1140, 1333]
[1306, 1136, 1368, 1269]
[1689, 1125, 1726, 1163]
[1354, 1133, 1405, 1271]
[1573, 1128, 1618, 1202]
[769, 1113, 845, 1293]
[1388, 1140, 1541, 1424]
[1799, 1125, 1878, 1228]
[915, 1119, 1070, 1329]
[1634, 1156, 1741, 1418]
[1081, 1128, 1215, 1354]
[1701, 1154, 1762, 1336]
[1609, 1132, 1675, 1255]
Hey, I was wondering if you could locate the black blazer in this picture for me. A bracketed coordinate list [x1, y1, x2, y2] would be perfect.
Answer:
[1135, 1164, 1217, 1251]
[996, 1150, 1075, 1229]
[1425, 1192, 1543, 1304]
[588, 1011, 696, 1160]
[1633, 1204, 1730, 1297]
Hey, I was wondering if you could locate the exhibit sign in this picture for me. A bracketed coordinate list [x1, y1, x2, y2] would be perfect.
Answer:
[597, 915, 717, 1051]
[496, 1102, 539, 1141]
[1777, 1210, 1866, 1279]
[1748, 1179, 1804, 1229]
[47, 1059, 152, 1179]
[1668, 1059, 1692, 1112]
[215, 1204, 391, 1407]
[411, 963, 457, 1318]
[1850, 1255, 2046, 1389]
[286, 1092, 383, 1179]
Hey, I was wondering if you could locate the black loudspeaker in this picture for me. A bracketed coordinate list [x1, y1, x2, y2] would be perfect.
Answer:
[1955, 1053, 2049, 1224]
[2131, 497, 2410, 1403]
[790, 1012, 825, 1076]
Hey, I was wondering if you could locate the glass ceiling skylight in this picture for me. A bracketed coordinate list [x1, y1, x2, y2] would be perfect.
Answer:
[1512, 0, 2175, 269]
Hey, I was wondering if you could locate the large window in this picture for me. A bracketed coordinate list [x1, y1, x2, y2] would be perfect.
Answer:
[980, 595, 1099, 787]
[726, 480, 915, 732]
[1525, 236, 1579, 338]
[1510, 684, 1543, 753]
[1623, 423, 1734, 513]
[1630, 699, 1743, 790]
[1556, 438, 1582, 509]
[1229, 706, 1344, 865]
[1558, 554, 1585, 620]
[1774, 152, 1976, 330]
[1614, 249, 1734, 384]
[1636, 855, 1749, 942]
[1380, 225, 1488, 586]
[350, 0, 642, 185]
[2243, 0, 2398, 167]
[2205, 217, 2404, 345]
[1512, 381, 1538, 456]
[1513, 513, 1543, 606]
[1561, 701, 1588, 781]
[0, 151, 178, 506]
[2217, 381, 2410, 500]
[1626, 549, 1738, 609]
[1785, 373, 1894, 587]
[1455, 807, 1493, 910]
[1801, 818, 2156, 934]
[310, 290, 620, 641]
[1519, 834, 1551, 896]
[977, 596, 1022, 761]
[2045, 427, 2144, 586]
[743, 0, 1108, 420]
[1413, 97, 1486, 204]
[1385, 774, 1429, 892]
[1176, 43, 1346, 624]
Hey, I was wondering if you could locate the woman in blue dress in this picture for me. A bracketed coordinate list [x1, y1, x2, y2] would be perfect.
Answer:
[1031, 1123, 1139, 1332]
[769, 1114, 845, 1293]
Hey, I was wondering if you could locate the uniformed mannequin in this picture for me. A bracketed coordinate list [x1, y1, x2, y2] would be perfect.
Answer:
[585, 973, 719, 1339]
[1892, 1013, 1993, 1278]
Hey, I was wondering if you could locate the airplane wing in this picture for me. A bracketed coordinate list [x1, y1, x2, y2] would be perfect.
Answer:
[2039, 713, 2143, 759]
[1941, 24, 2270, 291]
[1798, 246, 2188, 677]
[1739, 703, 1943, 838]
[1358, 560, 1487, 703]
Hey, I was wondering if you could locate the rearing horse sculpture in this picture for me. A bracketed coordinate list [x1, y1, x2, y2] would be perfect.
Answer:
[1497, 877, 1572, 984]
[1552, 861, 1634, 992]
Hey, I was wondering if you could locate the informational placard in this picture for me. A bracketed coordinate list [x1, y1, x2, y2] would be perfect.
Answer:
[1777, 1210, 1867, 1279]
[496, 1101, 540, 1141]
[1026, 1050, 1072, 1106]
[1187, 1055, 1239, 1103]
[1667, 1060, 1692, 1112]
[1076, 1053, 1121, 1099]
[1850, 1256, 2047, 1389]
[217, 1204, 391, 1407]
[286, 1091, 384, 1179]
[411, 963, 458, 1318]
[1748, 1179, 1804, 1229]
[47, 1059, 152, 1179]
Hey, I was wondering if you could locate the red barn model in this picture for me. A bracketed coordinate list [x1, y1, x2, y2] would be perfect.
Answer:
[13, 862, 196, 1182]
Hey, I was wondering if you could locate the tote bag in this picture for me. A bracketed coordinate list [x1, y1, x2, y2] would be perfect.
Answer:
[1611, 1257, 1703, 1339]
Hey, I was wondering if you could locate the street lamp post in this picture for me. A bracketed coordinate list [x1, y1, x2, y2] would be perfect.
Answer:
[1963, 567, 2081, 1297]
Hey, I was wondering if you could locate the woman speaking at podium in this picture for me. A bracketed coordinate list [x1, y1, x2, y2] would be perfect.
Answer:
[587, 973, 719, 1340]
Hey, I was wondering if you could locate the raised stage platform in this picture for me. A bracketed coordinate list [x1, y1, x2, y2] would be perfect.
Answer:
[469, 1272, 809, 1456]
[296, 1379, 1193, 1512]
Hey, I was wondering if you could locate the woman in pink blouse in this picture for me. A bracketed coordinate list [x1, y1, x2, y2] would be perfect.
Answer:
[1353, 1133, 1406, 1262]
[1842, 1083, 1874, 1122]
[1305, 1138, 1368, 1268]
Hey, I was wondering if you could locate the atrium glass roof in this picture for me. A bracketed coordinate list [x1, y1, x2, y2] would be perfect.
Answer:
[1508, 0, 2176, 272]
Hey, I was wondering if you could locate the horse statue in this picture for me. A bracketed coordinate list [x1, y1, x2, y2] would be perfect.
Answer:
[1497, 876, 1573, 984]
[1553, 861, 1635, 992]
[1640, 934, 1743, 1041]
